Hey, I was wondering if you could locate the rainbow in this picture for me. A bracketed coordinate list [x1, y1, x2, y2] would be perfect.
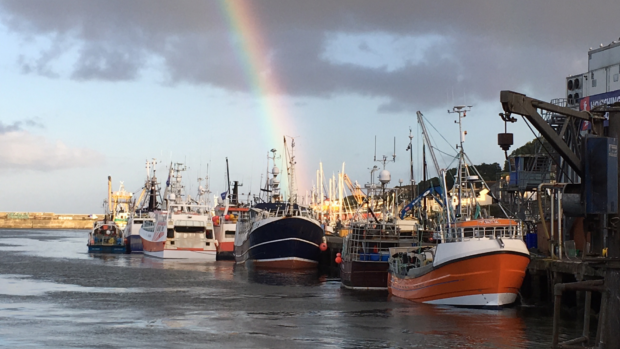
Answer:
[217, 0, 311, 194]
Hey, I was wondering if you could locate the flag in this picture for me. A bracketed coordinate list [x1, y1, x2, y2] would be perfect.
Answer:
[221, 191, 228, 200]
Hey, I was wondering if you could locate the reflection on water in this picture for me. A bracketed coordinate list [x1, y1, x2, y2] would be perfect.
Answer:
[0, 229, 573, 348]
[403, 305, 527, 348]
[242, 266, 323, 287]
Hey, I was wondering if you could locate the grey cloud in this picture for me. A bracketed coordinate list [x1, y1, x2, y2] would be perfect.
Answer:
[71, 43, 145, 81]
[1, 0, 619, 111]
[0, 119, 44, 134]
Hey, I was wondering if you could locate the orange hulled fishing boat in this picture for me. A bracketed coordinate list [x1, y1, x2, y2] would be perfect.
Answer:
[388, 107, 530, 307]
[388, 218, 530, 306]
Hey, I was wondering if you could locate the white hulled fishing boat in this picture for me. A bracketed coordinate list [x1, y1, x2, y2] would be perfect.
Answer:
[140, 163, 217, 260]
[123, 159, 160, 253]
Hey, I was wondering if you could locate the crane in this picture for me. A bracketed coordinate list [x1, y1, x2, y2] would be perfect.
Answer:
[342, 173, 365, 204]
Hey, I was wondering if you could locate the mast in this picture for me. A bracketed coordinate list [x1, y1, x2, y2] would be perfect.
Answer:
[162, 162, 173, 210]
[226, 157, 231, 202]
[107, 176, 112, 216]
[407, 128, 414, 202]
[284, 136, 297, 205]
[417, 110, 452, 225]
[423, 142, 427, 230]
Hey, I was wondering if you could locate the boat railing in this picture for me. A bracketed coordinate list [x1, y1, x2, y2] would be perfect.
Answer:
[254, 206, 313, 220]
[342, 223, 418, 262]
[446, 224, 522, 242]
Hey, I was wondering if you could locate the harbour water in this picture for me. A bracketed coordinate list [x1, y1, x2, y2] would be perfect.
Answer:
[0, 229, 585, 348]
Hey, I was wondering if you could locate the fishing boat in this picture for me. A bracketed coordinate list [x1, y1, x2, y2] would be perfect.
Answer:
[87, 177, 132, 253]
[387, 108, 530, 307]
[339, 168, 419, 290]
[234, 137, 325, 269]
[214, 204, 248, 260]
[213, 159, 250, 260]
[123, 159, 161, 253]
[140, 163, 217, 260]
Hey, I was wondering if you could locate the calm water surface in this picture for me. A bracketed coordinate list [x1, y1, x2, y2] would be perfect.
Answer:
[0, 229, 583, 348]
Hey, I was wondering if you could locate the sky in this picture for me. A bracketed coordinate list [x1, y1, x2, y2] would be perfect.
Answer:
[1, 0, 619, 214]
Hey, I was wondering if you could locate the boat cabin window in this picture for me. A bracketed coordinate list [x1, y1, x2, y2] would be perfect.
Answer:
[167, 228, 175, 238]
[174, 220, 207, 233]
[225, 230, 235, 238]
[205, 229, 213, 239]
[142, 220, 155, 232]
[462, 227, 474, 238]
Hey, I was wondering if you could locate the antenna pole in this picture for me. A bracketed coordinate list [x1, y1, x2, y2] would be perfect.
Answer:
[393, 137, 396, 162]
[374, 136, 377, 161]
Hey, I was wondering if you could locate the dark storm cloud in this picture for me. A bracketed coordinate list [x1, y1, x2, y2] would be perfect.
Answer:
[1, 0, 619, 111]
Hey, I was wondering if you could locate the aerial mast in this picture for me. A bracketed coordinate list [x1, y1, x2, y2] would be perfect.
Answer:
[448, 105, 471, 219]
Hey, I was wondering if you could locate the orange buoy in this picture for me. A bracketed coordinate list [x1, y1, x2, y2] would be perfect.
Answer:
[102, 225, 109, 230]
[320, 242, 328, 251]
[336, 252, 341, 257]
[335, 256, 342, 264]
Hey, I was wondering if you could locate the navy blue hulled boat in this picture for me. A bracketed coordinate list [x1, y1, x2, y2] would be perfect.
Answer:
[235, 203, 324, 269]
[234, 138, 325, 269]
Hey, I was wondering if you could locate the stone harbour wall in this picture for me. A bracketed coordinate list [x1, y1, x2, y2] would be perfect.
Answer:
[0, 212, 102, 229]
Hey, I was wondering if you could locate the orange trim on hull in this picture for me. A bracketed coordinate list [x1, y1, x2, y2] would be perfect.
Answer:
[251, 259, 318, 270]
[142, 239, 164, 253]
[454, 218, 518, 228]
[389, 253, 529, 304]
[217, 241, 234, 252]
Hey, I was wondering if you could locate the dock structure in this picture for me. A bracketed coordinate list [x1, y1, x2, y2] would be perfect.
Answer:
[499, 89, 619, 347]
[0, 212, 99, 229]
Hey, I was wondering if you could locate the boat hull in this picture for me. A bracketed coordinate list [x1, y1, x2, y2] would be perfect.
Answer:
[388, 251, 530, 306]
[141, 237, 215, 260]
[217, 241, 235, 260]
[128, 235, 143, 253]
[340, 260, 389, 290]
[235, 216, 324, 269]
[143, 248, 216, 260]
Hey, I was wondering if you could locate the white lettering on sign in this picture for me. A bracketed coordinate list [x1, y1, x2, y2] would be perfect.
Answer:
[610, 144, 618, 158]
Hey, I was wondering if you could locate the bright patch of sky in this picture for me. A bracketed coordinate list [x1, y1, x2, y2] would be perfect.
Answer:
[321, 32, 449, 71]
